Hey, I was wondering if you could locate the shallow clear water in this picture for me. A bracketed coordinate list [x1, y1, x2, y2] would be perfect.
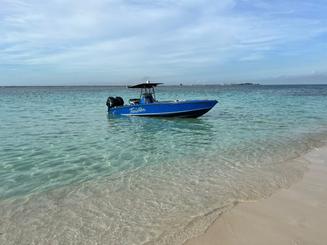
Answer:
[0, 85, 327, 244]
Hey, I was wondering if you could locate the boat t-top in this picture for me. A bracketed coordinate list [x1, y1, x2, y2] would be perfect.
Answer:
[106, 81, 217, 118]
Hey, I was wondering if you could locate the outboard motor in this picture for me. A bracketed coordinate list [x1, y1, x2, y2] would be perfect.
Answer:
[106, 97, 116, 108]
[115, 97, 124, 106]
[106, 96, 124, 108]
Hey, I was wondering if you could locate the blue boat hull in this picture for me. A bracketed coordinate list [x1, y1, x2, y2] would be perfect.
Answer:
[108, 100, 218, 118]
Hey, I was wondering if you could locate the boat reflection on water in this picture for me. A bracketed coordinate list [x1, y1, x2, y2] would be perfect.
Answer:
[106, 113, 216, 155]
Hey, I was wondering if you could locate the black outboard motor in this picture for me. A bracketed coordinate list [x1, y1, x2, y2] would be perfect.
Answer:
[115, 97, 124, 106]
[106, 96, 124, 108]
[106, 97, 116, 108]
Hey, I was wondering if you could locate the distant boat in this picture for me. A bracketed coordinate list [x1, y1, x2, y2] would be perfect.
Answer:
[106, 81, 218, 118]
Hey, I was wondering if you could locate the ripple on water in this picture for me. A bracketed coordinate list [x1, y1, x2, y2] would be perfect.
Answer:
[0, 85, 327, 244]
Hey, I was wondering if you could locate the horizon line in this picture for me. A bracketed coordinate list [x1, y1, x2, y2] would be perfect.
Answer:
[1, 83, 327, 88]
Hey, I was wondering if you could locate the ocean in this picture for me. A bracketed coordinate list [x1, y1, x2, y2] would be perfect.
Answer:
[0, 85, 327, 244]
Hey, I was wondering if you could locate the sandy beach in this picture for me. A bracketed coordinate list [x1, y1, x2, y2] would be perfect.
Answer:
[185, 145, 327, 245]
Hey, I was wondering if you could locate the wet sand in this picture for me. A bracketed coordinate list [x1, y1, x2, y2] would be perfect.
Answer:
[185, 146, 327, 245]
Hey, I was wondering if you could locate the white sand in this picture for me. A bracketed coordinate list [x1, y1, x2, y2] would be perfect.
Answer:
[185, 146, 327, 245]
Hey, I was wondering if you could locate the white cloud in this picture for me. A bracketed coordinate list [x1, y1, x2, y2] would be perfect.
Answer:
[239, 53, 263, 61]
[0, 0, 327, 84]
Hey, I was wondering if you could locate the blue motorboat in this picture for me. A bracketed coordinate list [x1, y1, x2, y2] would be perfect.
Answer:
[106, 81, 218, 118]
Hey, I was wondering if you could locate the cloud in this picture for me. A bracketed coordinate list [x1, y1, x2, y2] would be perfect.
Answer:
[263, 71, 327, 84]
[0, 0, 327, 84]
[239, 53, 264, 61]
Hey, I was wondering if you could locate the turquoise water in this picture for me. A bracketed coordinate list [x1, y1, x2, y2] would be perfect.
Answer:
[0, 85, 327, 244]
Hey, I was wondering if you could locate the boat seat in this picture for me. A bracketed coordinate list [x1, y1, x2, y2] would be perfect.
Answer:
[129, 98, 140, 105]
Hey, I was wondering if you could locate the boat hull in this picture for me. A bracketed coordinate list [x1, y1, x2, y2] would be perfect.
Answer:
[108, 100, 218, 118]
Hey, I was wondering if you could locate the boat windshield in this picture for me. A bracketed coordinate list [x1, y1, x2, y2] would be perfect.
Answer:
[140, 88, 156, 103]
[128, 81, 162, 104]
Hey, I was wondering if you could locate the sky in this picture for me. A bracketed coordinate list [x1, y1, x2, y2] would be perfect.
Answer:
[0, 0, 327, 85]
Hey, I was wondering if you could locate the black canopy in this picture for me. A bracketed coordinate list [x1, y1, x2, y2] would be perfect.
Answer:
[128, 81, 163, 88]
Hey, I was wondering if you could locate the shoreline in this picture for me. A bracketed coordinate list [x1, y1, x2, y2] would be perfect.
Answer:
[184, 145, 327, 245]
